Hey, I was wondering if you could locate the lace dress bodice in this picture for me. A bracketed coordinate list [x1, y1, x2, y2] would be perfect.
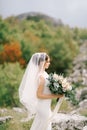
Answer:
[38, 71, 51, 94]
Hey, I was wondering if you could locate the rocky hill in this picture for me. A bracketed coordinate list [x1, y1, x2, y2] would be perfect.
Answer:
[70, 41, 87, 86]
[16, 12, 64, 26]
[69, 41, 87, 101]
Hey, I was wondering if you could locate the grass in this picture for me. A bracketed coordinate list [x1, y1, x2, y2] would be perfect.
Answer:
[79, 109, 87, 117]
[0, 108, 33, 130]
[51, 98, 74, 113]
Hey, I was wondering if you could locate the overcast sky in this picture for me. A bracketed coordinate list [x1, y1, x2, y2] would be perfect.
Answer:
[0, 0, 87, 28]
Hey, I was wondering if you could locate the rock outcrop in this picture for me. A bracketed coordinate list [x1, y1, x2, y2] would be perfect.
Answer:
[52, 113, 87, 130]
[0, 116, 13, 124]
[69, 41, 87, 102]
[70, 41, 87, 86]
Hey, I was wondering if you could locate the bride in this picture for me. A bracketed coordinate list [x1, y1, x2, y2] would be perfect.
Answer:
[19, 52, 63, 130]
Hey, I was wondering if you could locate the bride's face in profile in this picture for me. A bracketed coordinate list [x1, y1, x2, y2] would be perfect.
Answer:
[44, 58, 50, 69]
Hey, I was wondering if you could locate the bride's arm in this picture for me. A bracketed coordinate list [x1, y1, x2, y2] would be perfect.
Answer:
[37, 76, 63, 99]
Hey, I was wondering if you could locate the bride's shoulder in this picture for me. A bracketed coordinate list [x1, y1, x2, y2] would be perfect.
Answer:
[38, 72, 44, 78]
[37, 73, 45, 84]
[38, 71, 48, 79]
[38, 71, 49, 84]
[44, 71, 49, 77]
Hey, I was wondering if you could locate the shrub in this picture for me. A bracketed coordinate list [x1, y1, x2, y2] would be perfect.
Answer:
[0, 42, 22, 63]
[0, 63, 24, 107]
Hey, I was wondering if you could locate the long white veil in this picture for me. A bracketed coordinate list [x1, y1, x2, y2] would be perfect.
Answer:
[19, 52, 47, 116]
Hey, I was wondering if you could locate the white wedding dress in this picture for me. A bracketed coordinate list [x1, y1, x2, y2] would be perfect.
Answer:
[30, 71, 52, 130]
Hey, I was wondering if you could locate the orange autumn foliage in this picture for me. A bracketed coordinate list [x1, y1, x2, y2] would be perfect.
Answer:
[19, 58, 26, 67]
[3, 42, 22, 62]
[0, 42, 26, 67]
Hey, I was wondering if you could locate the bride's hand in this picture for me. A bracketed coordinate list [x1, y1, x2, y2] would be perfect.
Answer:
[56, 94, 64, 102]
[57, 94, 64, 98]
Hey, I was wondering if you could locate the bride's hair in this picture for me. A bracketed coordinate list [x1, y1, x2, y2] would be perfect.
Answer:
[32, 53, 49, 66]
[19, 52, 49, 115]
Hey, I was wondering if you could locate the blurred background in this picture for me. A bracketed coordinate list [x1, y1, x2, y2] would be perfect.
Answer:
[0, 0, 87, 130]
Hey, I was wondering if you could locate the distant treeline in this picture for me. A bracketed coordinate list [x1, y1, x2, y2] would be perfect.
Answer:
[0, 15, 84, 72]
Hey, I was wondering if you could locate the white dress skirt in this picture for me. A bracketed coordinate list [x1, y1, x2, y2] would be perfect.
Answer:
[30, 71, 52, 130]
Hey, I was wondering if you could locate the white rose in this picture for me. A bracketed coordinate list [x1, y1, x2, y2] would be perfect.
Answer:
[53, 73, 59, 81]
[67, 85, 72, 90]
[58, 75, 64, 83]
[62, 78, 67, 85]
[62, 82, 72, 91]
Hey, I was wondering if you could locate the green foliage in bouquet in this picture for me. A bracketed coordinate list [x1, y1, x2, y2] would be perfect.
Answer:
[47, 73, 78, 105]
[47, 73, 63, 94]
[65, 86, 78, 105]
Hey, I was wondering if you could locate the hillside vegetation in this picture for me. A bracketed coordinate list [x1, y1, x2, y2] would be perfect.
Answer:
[0, 13, 87, 107]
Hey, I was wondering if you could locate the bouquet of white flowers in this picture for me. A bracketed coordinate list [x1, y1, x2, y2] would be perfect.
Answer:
[47, 73, 78, 105]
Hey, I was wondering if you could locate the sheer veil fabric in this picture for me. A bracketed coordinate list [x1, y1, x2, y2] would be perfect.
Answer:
[19, 52, 64, 129]
[19, 52, 47, 115]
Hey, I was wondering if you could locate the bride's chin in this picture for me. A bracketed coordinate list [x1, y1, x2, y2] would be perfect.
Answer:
[45, 66, 49, 69]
